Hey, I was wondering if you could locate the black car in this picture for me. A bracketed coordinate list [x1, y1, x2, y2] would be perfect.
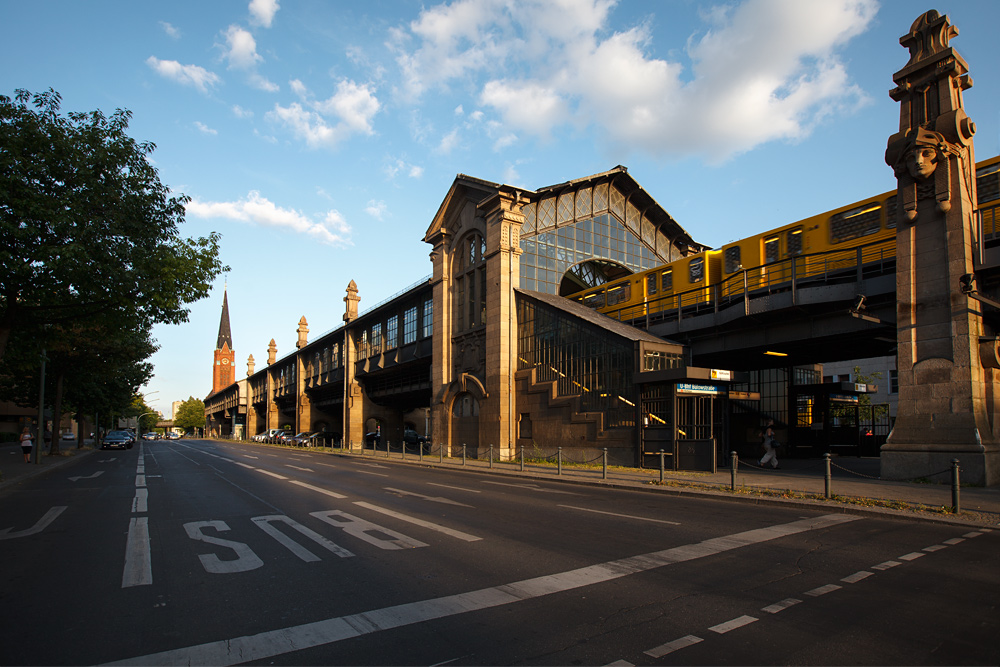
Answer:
[102, 430, 134, 450]
[403, 429, 427, 445]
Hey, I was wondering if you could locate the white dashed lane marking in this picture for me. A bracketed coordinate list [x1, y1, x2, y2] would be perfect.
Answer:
[709, 615, 758, 634]
[644, 635, 703, 658]
[761, 598, 801, 614]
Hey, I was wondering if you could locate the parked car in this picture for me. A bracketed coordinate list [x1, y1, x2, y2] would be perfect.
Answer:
[60, 432, 76, 442]
[286, 432, 313, 446]
[166, 432, 180, 440]
[254, 428, 282, 442]
[365, 431, 382, 447]
[143, 432, 159, 440]
[102, 430, 133, 450]
[403, 429, 427, 445]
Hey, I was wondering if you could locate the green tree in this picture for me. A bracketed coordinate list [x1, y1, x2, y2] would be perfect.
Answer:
[0, 88, 226, 362]
[174, 397, 206, 433]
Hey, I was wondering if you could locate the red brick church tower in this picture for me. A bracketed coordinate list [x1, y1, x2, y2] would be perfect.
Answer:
[212, 288, 235, 394]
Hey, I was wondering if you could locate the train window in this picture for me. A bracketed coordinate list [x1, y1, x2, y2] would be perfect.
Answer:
[788, 228, 803, 256]
[607, 282, 631, 306]
[764, 236, 780, 264]
[689, 257, 705, 283]
[977, 162, 1000, 204]
[829, 203, 882, 243]
[583, 291, 606, 309]
[661, 269, 673, 292]
[646, 273, 657, 296]
[885, 196, 897, 229]
[724, 246, 742, 273]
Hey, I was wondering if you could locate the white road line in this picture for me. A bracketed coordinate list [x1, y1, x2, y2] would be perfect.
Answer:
[963, 531, 983, 538]
[943, 537, 965, 545]
[132, 489, 149, 513]
[558, 505, 680, 525]
[804, 584, 841, 597]
[923, 544, 947, 552]
[898, 552, 925, 561]
[427, 482, 481, 493]
[709, 615, 758, 634]
[761, 598, 801, 613]
[289, 480, 348, 499]
[235, 462, 256, 469]
[257, 470, 288, 480]
[353, 502, 482, 541]
[871, 560, 900, 570]
[385, 487, 473, 507]
[108, 514, 859, 666]
[285, 465, 314, 472]
[69, 471, 105, 482]
[356, 470, 389, 477]
[604, 660, 635, 666]
[481, 480, 578, 495]
[841, 571, 873, 584]
[135, 474, 146, 487]
[644, 635, 703, 658]
[122, 518, 152, 588]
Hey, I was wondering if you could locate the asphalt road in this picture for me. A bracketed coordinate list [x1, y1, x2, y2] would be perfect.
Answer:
[0, 439, 996, 666]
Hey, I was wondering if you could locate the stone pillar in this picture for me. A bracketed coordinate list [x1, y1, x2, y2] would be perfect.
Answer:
[882, 10, 998, 485]
[480, 191, 524, 459]
[247, 354, 255, 377]
[266, 340, 278, 429]
[342, 281, 364, 449]
[296, 316, 309, 349]
[427, 228, 453, 453]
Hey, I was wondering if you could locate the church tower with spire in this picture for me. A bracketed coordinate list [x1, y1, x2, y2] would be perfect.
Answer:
[212, 288, 236, 394]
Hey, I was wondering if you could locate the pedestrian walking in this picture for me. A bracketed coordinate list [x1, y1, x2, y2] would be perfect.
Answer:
[758, 418, 779, 469]
[19, 426, 33, 463]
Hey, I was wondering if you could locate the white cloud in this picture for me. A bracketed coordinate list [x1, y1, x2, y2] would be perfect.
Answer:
[249, 0, 280, 28]
[232, 104, 254, 118]
[392, 0, 878, 162]
[436, 128, 461, 154]
[454, 104, 464, 115]
[383, 157, 423, 181]
[365, 200, 388, 220]
[186, 191, 352, 246]
[160, 21, 180, 39]
[222, 25, 278, 91]
[269, 79, 380, 149]
[146, 56, 221, 94]
[194, 121, 218, 135]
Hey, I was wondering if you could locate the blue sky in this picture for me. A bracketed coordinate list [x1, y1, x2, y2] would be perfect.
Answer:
[3, 0, 1000, 418]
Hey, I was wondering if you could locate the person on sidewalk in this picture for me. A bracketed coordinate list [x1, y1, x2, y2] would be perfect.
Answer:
[758, 418, 779, 469]
[19, 426, 33, 463]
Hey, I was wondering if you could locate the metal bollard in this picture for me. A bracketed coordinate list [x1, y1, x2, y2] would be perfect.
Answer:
[730, 451, 738, 491]
[824, 453, 832, 499]
[489, 445, 493, 469]
[386, 440, 390, 458]
[419, 443, 423, 463]
[520, 446, 524, 471]
[401, 442, 405, 460]
[557, 447, 562, 476]
[952, 459, 961, 513]
[603, 448, 608, 480]
[439, 443, 443, 463]
[462, 444, 466, 466]
[659, 449, 665, 483]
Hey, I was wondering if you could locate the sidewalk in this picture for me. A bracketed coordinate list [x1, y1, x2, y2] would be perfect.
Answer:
[0, 441, 98, 495]
[316, 445, 1000, 527]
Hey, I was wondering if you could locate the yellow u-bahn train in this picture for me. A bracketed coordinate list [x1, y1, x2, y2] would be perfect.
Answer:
[570, 155, 1000, 324]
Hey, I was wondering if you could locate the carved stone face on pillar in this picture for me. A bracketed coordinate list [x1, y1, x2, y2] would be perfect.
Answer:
[905, 146, 938, 180]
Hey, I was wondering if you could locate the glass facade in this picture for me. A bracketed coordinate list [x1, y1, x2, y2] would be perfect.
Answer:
[517, 295, 636, 428]
[518, 183, 676, 295]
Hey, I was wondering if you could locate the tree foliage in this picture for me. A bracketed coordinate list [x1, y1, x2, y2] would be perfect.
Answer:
[0, 88, 227, 362]
[174, 397, 206, 432]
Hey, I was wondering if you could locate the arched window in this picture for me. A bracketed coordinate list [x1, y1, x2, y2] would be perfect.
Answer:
[454, 232, 487, 332]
